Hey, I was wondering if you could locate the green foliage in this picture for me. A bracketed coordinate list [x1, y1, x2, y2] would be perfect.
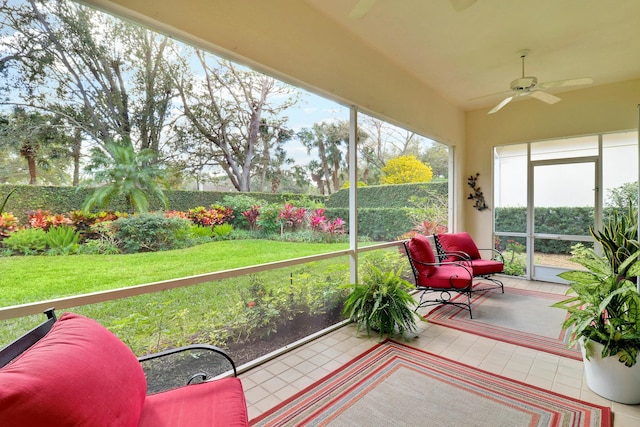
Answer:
[190, 224, 214, 239]
[256, 203, 282, 235]
[112, 213, 192, 253]
[342, 264, 417, 339]
[76, 238, 121, 255]
[496, 206, 595, 253]
[45, 226, 80, 255]
[501, 240, 526, 276]
[379, 155, 433, 185]
[1, 189, 16, 214]
[327, 182, 447, 209]
[222, 194, 263, 229]
[326, 207, 414, 241]
[4, 228, 47, 255]
[212, 223, 233, 240]
[404, 194, 448, 234]
[554, 212, 640, 368]
[554, 248, 640, 367]
[82, 140, 168, 213]
[606, 181, 638, 210]
[590, 207, 639, 276]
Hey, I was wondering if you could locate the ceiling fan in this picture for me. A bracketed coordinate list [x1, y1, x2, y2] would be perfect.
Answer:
[349, 0, 477, 19]
[477, 50, 593, 114]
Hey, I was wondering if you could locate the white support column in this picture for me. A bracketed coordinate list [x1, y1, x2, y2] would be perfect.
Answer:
[349, 106, 359, 285]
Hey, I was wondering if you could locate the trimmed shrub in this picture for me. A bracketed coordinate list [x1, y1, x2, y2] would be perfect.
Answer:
[112, 214, 193, 253]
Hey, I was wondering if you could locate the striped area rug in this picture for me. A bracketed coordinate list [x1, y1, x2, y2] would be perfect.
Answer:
[424, 286, 581, 360]
[250, 340, 610, 427]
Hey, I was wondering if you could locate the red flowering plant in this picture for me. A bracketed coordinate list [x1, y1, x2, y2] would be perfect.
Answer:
[242, 205, 261, 231]
[310, 209, 346, 242]
[278, 203, 307, 231]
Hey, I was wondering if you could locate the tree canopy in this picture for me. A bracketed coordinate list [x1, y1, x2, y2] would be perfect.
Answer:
[379, 155, 433, 185]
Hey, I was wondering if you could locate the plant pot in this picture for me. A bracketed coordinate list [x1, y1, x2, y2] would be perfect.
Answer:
[580, 339, 640, 404]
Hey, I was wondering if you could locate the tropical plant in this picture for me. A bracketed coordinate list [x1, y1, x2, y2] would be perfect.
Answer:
[553, 208, 640, 368]
[45, 225, 81, 255]
[342, 264, 417, 339]
[590, 206, 638, 277]
[553, 248, 640, 367]
[82, 140, 168, 213]
[212, 224, 233, 240]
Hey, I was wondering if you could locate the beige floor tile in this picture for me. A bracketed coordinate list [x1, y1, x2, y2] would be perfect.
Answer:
[241, 277, 640, 426]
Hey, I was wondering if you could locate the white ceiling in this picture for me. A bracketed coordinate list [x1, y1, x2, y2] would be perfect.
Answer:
[305, 0, 640, 112]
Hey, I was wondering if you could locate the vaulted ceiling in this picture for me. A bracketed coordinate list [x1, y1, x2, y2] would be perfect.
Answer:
[305, 0, 640, 112]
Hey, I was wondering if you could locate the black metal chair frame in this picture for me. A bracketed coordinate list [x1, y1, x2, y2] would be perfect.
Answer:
[432, 234, 505, 293]
[403, 241, 475, 318]
[0, 309, 237, 391]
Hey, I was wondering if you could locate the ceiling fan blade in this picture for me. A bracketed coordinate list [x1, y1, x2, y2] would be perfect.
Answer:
[450, 0, 477, 12]
[349, 0, 378, 19]
[489, 96, 514, 114]
[530, 90, 561, 104]
[537, 77, 593, 89]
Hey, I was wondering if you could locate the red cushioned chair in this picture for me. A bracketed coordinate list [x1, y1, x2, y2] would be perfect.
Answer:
[434, 232, 505, 293]
[404, 234, 475, 318]
[0, 310, 248, 427]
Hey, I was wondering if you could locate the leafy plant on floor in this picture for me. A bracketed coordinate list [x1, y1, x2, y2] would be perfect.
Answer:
[554, 207, 640, 367]
[342, 263, 417, 339]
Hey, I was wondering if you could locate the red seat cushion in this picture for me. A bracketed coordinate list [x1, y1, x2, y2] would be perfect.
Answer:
[437, 232, 481, 262]
[138, 377, 248, 427]
[408, 234, 436, 276]
[415, 264, 472, 289]
[468, 259, 504, 275]
[0, 312, 147, 427]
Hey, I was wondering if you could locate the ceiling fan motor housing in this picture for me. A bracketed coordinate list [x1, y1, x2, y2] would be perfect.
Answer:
[510, 76, 537, 91]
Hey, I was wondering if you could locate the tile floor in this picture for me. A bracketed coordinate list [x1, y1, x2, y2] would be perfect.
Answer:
[239, 277, 640, 426]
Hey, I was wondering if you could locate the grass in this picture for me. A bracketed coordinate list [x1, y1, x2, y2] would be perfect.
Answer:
[0, 241, 409, 360]
[0, 239, 349, 307]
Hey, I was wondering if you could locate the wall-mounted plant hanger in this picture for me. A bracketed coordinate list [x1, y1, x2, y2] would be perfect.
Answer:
[467, 173, 488, 211]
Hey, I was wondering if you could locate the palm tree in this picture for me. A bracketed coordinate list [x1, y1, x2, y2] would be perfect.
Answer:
[82, 139, 168, 213]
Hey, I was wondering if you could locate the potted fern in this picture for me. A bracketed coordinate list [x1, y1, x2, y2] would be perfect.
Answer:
[342, 265, 418, 339]
[553, 208, 640, 404]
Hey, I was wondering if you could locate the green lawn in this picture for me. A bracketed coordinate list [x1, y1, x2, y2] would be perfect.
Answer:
[0, 239, 349, 307]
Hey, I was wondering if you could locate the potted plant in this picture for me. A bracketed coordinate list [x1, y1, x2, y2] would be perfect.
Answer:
[553, 208, 640, 404]
[342, 264, 418, 339]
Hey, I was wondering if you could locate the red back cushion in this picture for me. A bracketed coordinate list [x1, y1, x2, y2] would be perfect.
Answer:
[437, 232, 481, 261]
[408, 234, 436, 276]
[0, 312, 147, 427]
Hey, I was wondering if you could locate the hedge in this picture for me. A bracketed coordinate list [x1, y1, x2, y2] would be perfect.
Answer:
[495, 206, 597, 253]
[0, 184, 325, 223]
[326, 181, 447, 208]
[325, 207, 413, 241]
